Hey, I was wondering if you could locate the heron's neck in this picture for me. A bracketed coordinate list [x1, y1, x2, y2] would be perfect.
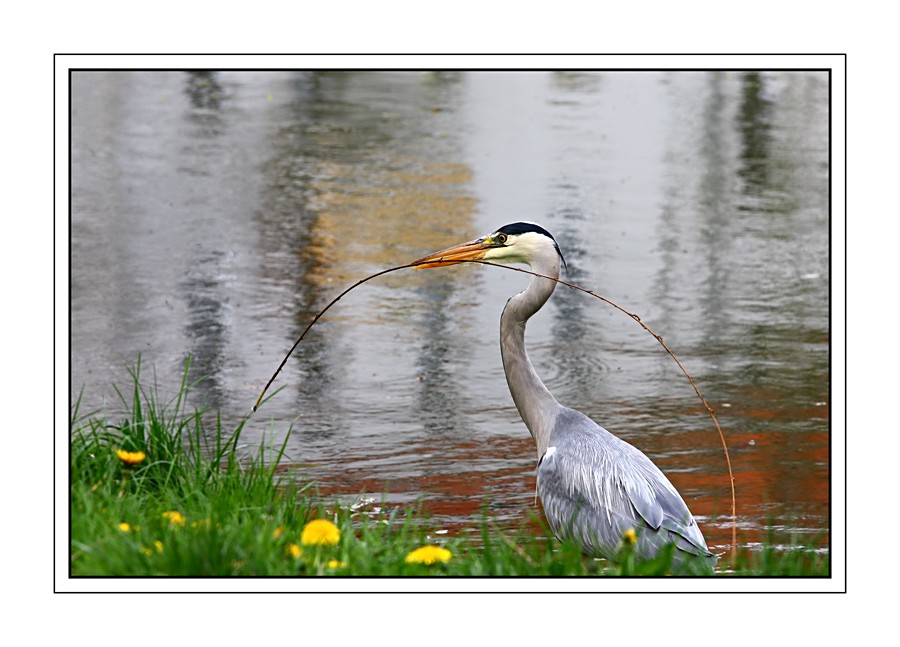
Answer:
[500, 271, 560, 461]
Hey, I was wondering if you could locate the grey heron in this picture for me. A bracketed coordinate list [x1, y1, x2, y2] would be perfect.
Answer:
[413, 222, 716, 572]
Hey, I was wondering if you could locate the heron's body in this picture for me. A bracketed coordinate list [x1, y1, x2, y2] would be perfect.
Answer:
[538, 409, 713, 566]
[414, 222, 715, 571]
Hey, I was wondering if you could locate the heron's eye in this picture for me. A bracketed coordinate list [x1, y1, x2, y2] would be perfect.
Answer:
[497, 233, 508, 244]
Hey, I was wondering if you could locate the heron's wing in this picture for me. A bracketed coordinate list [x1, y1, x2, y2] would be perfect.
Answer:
[537, 443, 640, 560]
[621, 456, 711, 555]
[537, 408, 713, 563]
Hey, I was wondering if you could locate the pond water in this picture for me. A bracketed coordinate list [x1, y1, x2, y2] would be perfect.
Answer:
[70, 70, 831, 564]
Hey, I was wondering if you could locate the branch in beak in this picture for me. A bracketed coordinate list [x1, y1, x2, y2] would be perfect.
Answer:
[411, 238, 489, 269]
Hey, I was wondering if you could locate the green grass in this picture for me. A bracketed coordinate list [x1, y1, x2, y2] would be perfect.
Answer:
[69, 359, 830, 578]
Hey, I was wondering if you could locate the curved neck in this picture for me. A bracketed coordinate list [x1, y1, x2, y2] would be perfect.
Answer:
[500, 269, 561, 461]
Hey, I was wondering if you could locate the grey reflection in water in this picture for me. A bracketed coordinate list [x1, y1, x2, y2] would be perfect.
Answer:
[695, 72, 736, 357]
[180, 251, 229, 408]
[545, 221, 601, 407]
[413, 277, 471, 436]
[179, 72, 230, 409]
[737, 72, 773, 196]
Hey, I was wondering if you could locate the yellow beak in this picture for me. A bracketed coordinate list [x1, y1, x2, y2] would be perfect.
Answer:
[411, 238, 490, 269]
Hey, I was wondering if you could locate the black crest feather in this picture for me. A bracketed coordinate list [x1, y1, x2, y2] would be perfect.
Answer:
[496, 222, 567, 271]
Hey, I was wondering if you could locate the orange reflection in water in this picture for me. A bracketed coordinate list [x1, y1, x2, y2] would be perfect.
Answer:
[291, 395, 830, 562]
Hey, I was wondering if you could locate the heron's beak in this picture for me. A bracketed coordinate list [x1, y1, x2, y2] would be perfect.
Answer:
[411, 237, 490, 269]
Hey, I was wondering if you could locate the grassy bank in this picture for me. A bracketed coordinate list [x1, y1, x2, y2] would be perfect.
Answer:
[69, 360, 829, 578]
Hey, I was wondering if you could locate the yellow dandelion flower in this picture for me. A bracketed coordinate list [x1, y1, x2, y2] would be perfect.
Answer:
[117, 522, 131, 533]
[405, 545, 452, 565]
[141, 541, 164, 556]
[273, 526, 284, 539]
[623, 528, 637, 545]
[287, 544, 303, 559]
[116, 449, 146, 466]
[300, 519, 340, 546]
[327, 559, 347, 569]
[162, 511, 186, 526]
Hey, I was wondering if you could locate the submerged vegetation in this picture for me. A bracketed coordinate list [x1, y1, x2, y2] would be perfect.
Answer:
[69, 360, 829, 578]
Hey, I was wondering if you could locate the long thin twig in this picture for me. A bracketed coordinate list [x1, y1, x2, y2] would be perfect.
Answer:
[252, 259, 737, 559]
[252, 263, 419, 412]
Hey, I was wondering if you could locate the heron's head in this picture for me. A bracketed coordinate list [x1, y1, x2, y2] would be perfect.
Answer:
[412, 222, 566, 272]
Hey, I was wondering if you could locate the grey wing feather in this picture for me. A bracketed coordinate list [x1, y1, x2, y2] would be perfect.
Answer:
[537, 408, 714, 568]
